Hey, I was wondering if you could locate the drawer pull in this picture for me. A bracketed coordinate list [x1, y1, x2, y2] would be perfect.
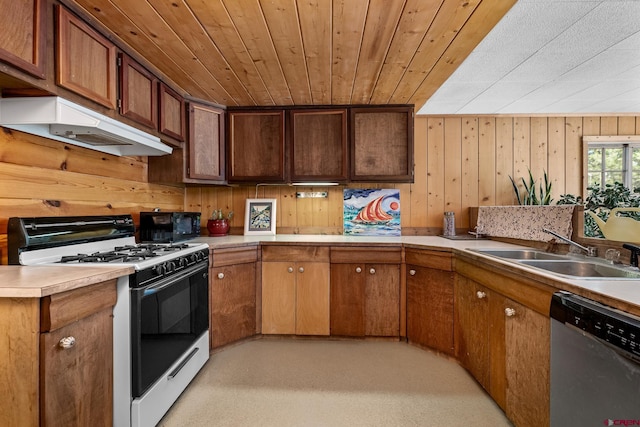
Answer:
[369, 268, 376, 275]
[59, 336, 76, 350]
[409, 269, 416, 276]
[355, 267, 362, 273]
[288, 267, 294, 273]
[299, 267, 305, 273]
[505, 307, 516, 317]
[217, 272, 225, 279]
[476, 291, 486, 299]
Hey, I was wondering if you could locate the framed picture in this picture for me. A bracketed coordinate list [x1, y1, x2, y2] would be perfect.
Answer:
[244, 199, 277, 235]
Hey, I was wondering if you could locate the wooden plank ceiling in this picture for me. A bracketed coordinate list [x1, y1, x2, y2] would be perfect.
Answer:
[66, 0, 516, 108]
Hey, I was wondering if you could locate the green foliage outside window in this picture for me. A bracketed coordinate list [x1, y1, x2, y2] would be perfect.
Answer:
[557, 182, 640, 238]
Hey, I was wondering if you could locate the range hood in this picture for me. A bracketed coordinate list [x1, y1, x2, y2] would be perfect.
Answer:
[0, 96, 172, 156]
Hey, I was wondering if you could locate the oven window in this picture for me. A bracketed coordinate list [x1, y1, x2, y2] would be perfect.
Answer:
[131, 265, 208, 397]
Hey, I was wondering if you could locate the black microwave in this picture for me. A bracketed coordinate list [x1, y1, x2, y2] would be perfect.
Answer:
[139, 211, 201, 243]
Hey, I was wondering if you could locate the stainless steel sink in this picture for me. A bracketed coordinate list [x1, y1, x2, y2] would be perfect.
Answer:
[469, 248, 640, 279]
[519, 260, 640, 279]
[471, 249, 566, 260]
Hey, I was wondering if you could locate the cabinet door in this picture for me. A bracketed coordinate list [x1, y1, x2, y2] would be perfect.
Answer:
[330, 263, 365, 336]
[290, 109, 348, 182]
[56, 5, 116, 108]
[210, 262, 256, 349]
[159, 82, 185, 141]
[454, 275, 490, 390]
[504, 299, 550, 427]
[40, 308, 113, 427]
[407, 265, 454, 355]
[227, 110, 285, 183]
[350, 106, 414, 182]
[188, 102, 225, 181]
[262, 261, 296, 334]
[364, 263, 400, 337]
[295, 262, 330, 335]
[0, 0, 45, 78]
[119, 53, 158, 129]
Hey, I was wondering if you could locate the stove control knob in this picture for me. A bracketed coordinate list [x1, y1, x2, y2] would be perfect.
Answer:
[179, 257, 189, 268]
[154, 264, 165, 276]
[165, 261, 175, 273]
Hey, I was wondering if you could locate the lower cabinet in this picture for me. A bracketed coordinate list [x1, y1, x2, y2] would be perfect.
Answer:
[406, 248, 454, 355]
[209, 246, 258, 349]
[455, 258, 551, 427]
[261, 245, 330, 335]
[330, 246, 401, 337]
[0, 280, 117, 426]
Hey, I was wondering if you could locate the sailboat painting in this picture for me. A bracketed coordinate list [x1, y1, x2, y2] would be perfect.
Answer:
[343, 189, 401, 236]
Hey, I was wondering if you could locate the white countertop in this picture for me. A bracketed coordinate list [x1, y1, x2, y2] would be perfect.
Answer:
[3, 233, 638, 312]
[193, 234, 640, 312]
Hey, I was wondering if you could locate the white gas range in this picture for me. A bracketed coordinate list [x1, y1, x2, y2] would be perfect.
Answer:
[8, 215, 210, 427]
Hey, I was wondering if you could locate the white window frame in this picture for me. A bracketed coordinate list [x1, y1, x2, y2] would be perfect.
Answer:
[583, 136, 640, 195]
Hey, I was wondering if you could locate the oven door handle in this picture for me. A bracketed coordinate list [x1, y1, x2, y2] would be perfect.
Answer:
[141, 263, 208, 296]
[167, 346, 200, 380]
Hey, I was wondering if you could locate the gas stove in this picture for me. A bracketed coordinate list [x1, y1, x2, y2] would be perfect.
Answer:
[7, 215, 209, 270]
[7, 214, 210, 427]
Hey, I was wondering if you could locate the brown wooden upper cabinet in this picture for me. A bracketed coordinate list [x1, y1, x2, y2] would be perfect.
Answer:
[227, 105, 412, 185]
[119, 54, 185, 141]
[350, 105, 414, 182]
[159, 82, 185, 141]
[118, 53, 158, 129]
[148, 99, 223, 184]
[56, 5, 117, 109]
[0, 0, 46, 78]
[227, 110, 286, 183]
[188, 101, 225, 182]
[289, 108, 348, 183]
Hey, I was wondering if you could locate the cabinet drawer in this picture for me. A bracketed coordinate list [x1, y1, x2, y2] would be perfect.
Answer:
[212, 246, 258, 267]
[405, 248, 453, 271]
[330, 246, 402, 264]
[262, 245, 329, 262]
[41, 280, 117, 332]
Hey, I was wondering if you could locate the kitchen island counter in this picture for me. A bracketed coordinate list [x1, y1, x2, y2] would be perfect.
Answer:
[0, 265, 134, 298]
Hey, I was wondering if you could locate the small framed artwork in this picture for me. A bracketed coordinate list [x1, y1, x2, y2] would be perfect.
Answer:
[244, 199, 277, 235]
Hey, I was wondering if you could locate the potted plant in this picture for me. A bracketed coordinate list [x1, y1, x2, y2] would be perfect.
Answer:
[207, 209, 234, 236]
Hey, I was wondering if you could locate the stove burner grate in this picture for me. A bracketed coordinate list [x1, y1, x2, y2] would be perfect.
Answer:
[58, 243, 192, 264]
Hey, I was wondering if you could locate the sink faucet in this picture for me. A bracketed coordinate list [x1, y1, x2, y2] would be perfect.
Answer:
[542, 228, 598, 257]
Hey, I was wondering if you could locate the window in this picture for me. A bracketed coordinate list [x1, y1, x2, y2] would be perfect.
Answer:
[587, 141, 640, 191]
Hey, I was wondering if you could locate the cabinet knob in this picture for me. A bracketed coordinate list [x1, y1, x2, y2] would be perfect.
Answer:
[409, 269, 416, 276]
[505, 307, 516, 317]
[476, 291, 486, 299]
[287, 267, 294, 273]
[369, 268, 376, 275]
[299, 267, 305, 273]
[58, 336, 76, 350]
[355, 267, 362, 273]
[217, 272, 224, 279]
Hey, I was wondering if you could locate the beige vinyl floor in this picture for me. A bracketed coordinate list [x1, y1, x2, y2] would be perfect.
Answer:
[158, 338, 512, 427]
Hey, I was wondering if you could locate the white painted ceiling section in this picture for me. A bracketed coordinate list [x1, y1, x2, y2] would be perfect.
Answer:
[418, 0, 640, 115]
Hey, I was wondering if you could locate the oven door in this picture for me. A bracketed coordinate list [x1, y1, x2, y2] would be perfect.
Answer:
[130, 262, 209, 398]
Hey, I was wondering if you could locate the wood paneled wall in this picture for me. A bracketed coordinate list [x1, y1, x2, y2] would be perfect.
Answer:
[2, 114, 639, 262]
[0, 128, 184, 264]
[186, 115, 640, 236]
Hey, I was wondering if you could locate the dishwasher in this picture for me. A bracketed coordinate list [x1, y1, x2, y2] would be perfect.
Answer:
[550, 291, 640, 426]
